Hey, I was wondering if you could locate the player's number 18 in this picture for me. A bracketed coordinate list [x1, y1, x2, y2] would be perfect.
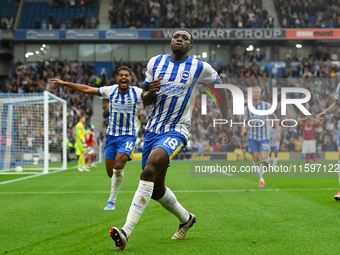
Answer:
[163, 137, 178, 149]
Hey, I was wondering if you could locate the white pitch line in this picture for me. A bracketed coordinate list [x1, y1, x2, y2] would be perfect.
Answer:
[0, 166, 77, 185]
[220, 172, 234, 177]
[0, 188, 338, 195]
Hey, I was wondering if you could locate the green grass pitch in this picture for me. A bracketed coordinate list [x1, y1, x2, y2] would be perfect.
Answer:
[0, 160, 340, 254]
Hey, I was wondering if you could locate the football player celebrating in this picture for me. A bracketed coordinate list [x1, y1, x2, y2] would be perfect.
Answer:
[50, 66, 143, 209]
[109, 28, 233, 250]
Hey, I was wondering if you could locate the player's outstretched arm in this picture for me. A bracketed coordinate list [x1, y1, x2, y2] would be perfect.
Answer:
[50, 78, 99, 96]
[141, 77, 162, 106]
[317, 101, 340, 120]
[215, 79, 233, 144]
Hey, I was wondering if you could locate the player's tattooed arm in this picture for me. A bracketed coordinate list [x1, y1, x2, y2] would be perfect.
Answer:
[141, 78, 162, 106]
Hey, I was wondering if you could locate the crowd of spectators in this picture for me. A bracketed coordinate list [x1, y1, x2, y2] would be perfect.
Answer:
[100, 49, 340, 155]
[109, 0, 274, 29]
[2, 60, 97, 156]
[205, 47, 340, 155]
[13, 103, 64, 156]
[8, 0, 340, 30]
[3, 47, 340, 157]
[34, 13, 99, 30]
[0, 0, 18, 30]
[20, 0, 99, 30]
[1, 15, 14, 30]
[275, 0, 340, 28]
[53, 0, 98, 9]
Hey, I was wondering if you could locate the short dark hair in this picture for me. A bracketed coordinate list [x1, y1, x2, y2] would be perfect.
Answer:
[174, 28, 193, 44]
[117, 66, 132, 76]
[79, 115, 86, 122]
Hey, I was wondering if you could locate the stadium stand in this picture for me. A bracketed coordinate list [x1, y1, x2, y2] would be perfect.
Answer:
[109, 0, 274, 29]
[0, 0, 18, 30]
[0, 0, 340, 155]
[2, 60, 96, 154]
[2, 51, 340, 154]
[275, 0, 338, 28]
[19, 1, 99, 29]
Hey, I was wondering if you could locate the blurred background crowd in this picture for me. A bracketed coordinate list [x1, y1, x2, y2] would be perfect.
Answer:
[3, 46, 340, 156]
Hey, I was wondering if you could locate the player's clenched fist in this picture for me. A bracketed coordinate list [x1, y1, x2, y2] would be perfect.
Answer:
[149, 77, 162, 92]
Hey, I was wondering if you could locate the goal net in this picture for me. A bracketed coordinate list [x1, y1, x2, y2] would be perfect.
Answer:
[0, 91, 67, 174]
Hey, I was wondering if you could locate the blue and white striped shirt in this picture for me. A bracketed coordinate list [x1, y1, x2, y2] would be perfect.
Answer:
[144, 54, 219, 140]
[245, 101, 272, 140]
[270, 127, 280, 147]
[98, 85, 143, 137]
[335, 83, 340, 102]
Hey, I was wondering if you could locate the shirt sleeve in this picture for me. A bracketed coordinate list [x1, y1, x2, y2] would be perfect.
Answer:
[198, 62, 220, 85]
[265, 103, 275, 118]
[144, 55, 161, 86]
[98, 85, 116, 99]
[334, 83, 340, 102]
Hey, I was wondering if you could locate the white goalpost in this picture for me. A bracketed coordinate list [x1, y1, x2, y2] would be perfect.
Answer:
[0, 91, 67, 174]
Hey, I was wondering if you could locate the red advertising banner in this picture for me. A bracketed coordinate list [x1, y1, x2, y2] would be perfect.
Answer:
[286, 29, 340, 39]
